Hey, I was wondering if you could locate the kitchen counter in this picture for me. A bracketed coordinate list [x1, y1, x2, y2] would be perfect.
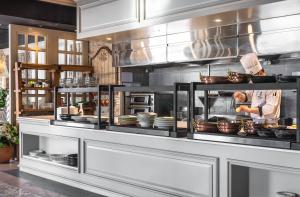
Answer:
[18, 117, 300, 197]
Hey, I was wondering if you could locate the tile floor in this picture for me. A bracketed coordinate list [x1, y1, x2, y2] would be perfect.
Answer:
[0, 162, 106, 197]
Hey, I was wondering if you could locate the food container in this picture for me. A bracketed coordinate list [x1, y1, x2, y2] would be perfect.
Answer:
[250, 76, 277, 83]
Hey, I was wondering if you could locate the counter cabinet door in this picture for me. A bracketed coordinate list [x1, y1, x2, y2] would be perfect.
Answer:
[83, 140, 218, 197]
[229, 160, 300, 197]
[77, 0, 140, 38]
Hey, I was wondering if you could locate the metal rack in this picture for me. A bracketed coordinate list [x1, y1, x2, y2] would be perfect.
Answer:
[52, 85, 111, 129]
[107, 83, 190, 137]
[189, 80, 300, 150]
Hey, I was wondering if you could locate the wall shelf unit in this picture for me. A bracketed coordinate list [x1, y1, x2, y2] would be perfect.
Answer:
[14, 62, 93, 117]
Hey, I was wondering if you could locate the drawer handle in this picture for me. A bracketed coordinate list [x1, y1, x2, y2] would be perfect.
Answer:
[277, 191, 299, 197]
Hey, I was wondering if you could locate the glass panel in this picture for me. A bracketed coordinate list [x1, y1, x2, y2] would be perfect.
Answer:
[58, 39, 65, 51]
[18, 50, 26, 62]
[21, 70, 26, 78]
[38, 70, 46, 79]
[75, 55, 82, 65]
[38, 90, 45, 94]
[27, 51, 36, 64]
[18, 34, 25, 48]
[38, 36, 46, 49]
[58, 53, 65, 64]
[38, 97, 46, 108]
[67, 54, 74, 65]
[28, 35, 36, 49]
[37, 51, 46, 64]
[27, 69, 36, 79]
[76, 41, 82, 52]
[27, 90, 36, 94]
[67, 40, 74, 51]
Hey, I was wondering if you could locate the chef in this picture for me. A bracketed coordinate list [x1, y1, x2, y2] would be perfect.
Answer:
[234, 53, 281, 120]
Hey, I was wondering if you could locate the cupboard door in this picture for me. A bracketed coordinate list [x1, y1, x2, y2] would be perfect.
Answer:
[84, 140, 218, 197]
[77, 0, 140, 38]
[143, 0, 236, 22]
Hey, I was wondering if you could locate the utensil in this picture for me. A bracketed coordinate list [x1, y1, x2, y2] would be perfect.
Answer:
[250, 76, 277, 83]
[29, 150, 46, 157]
[271, 128, 296, 139]
[227, 72, 250, 83]
[256, 129, 275, 137]
[277, 75, 300, 83]
[60, 114, 73, 121]
[200, 75, 230, 84]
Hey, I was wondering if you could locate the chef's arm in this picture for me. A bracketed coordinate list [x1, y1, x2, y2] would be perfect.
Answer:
[261, 90, 282, 116]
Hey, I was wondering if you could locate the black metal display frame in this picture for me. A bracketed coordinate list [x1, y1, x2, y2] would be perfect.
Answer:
[189, 80, 300, 150]
[107, 83, 190, 137]
[52, 85, 111, 129]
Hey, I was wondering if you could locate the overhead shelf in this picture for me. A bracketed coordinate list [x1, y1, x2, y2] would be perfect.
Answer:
[193, 82, 297, 91]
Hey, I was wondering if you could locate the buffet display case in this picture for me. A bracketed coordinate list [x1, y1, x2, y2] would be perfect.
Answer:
[107, 83, 190, 137]
[189, 80, 300, 150]
[52, 85, 111, 129]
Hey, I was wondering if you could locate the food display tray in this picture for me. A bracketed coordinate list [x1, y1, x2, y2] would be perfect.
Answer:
[51, 120, 107, 129]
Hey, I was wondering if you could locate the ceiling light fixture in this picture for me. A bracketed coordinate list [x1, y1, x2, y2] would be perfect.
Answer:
[214, 19, 222, 23]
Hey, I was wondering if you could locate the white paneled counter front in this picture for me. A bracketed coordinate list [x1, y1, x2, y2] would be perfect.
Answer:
[19, 117, 300, 197]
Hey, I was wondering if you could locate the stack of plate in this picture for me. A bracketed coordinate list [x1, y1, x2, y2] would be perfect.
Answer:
[118, 115, 137, 126]
[154, 117, 174, 129]
[137, 112, 157, 128]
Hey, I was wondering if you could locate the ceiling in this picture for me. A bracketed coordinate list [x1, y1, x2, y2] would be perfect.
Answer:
[39, 0, 76, 7]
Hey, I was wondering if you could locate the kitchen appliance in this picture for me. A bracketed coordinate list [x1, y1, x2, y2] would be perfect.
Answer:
[127, 93, 173, 116]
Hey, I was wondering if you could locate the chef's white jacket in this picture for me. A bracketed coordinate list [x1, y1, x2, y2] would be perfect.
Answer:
[245, 90, 282, 119]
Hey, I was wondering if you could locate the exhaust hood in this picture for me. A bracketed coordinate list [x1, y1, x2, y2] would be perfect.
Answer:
[112, 0, 300, 67]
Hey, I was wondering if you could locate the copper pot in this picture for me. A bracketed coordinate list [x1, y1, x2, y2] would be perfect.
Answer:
[244, 120, 262, 135]
[193, 121, 218, 132]
[217, 120, 240, 134]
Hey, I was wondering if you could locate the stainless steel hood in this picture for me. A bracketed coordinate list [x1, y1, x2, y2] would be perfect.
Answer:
[112, 0, 300, 67]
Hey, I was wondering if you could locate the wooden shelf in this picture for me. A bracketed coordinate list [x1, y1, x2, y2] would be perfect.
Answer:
[15, 87, 53, 92]
[21, 108, 54, 112]
[15, 63, 57, 71]
[59, 65, 93, 72]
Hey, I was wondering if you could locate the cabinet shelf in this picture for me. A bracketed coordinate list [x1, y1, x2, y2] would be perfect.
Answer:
[193, 82, 297, 91]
